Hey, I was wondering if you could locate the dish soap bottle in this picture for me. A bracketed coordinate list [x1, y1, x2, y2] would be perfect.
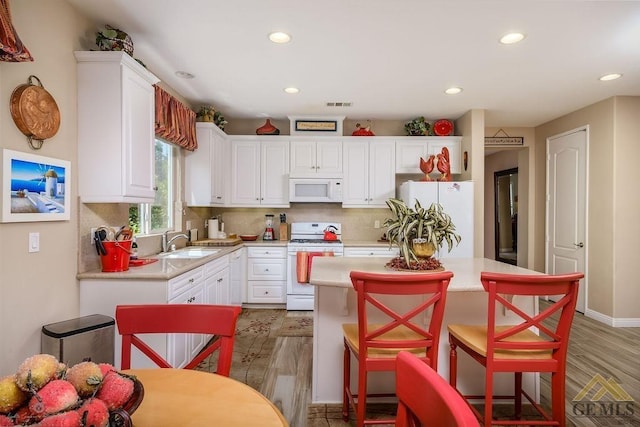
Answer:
[130, 237, 138, 260]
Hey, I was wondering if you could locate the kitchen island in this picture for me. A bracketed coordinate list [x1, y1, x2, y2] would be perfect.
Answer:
[308, 256, 542, 404]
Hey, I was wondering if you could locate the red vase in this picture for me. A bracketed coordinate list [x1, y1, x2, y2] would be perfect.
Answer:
[256, 119, 280, 135]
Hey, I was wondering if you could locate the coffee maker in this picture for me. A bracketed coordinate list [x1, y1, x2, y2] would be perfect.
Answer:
[263, 214, 275, 241]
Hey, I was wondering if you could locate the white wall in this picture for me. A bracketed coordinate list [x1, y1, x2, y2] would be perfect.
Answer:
[0, 0, 93, 374]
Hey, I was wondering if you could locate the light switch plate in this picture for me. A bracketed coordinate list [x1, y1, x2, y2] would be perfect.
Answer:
[29, 232, 40, 253]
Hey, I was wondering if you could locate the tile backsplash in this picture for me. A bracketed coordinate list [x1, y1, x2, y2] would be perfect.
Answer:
[79, 202, 390, 273]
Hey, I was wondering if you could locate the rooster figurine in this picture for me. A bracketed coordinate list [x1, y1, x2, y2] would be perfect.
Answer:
[419, 155, 435, 181]
[436, 147, 451, 182]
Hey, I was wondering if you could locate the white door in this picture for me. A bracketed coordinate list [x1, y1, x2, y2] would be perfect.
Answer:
[368, 140, 396, 206]
[342, 140, 369, 205]
[230, 141, 261, 205]
[546, 127, 587, 313]
[316, 140, 343, 177]
[261, 141, 290, 205]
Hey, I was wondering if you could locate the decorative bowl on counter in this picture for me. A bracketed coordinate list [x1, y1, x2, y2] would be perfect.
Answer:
[239, 234, 259, 241]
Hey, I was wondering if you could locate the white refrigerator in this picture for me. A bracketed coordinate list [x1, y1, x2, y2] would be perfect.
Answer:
[399, 181, 474, 258]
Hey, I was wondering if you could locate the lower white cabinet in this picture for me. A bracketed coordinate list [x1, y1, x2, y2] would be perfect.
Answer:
[168, 278, 205, 370]
[344, 246, 399, 257]
[80, 260, 225, 369]
[229, 247, 247, 305]
[204, 255, 230, 306]
[246, 246, 287, 303]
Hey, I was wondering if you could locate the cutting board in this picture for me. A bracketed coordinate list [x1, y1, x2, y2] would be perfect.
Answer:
[190, 237, 242, 247]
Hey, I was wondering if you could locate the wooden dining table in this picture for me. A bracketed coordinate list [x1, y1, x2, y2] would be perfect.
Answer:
[123, 368, 288, 426]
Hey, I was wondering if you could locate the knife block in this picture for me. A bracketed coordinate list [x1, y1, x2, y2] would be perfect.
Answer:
[279, 223, 289, 241]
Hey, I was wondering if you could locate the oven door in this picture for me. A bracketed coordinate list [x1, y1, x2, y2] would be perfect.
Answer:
[287, 247, 342, 302]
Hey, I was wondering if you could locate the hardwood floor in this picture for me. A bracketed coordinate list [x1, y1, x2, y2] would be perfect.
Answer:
[258, 302, 640, 426]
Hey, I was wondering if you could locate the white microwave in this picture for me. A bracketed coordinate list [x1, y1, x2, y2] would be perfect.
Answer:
[289, 178, 343, 203]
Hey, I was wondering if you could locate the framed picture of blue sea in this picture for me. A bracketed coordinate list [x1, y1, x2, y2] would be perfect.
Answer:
[2, 149, 71, 222]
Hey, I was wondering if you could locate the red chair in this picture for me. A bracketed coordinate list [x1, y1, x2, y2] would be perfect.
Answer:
[448, 272, 583, 427]
[343, 270, 453, 427]
[116, 304, 242, 375]
[395, 351, 479, 427]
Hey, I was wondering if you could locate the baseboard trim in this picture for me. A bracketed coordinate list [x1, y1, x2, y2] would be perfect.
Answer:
[584, 308, 640, 327]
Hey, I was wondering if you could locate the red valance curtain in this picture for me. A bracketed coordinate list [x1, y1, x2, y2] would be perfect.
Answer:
[0, 0, 34, 62]
[154, 85, 197, 151]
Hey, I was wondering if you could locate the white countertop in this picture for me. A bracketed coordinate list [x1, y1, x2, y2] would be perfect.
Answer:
[309, 257, 542, 292]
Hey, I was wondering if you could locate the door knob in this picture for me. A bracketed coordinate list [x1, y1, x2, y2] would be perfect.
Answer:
[574, 242, 584, 248]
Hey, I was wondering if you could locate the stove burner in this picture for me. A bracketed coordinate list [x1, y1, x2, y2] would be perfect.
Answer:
[289, 239, 343, 244]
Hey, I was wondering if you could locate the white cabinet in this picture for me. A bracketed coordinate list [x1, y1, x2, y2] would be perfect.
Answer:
[290, 139, 342, 178]
[80, 265, 211, 369]
[75, 51, 159, 203]
[395, 136, 462, 175]
[344, 246, 399, 257]
[229, 247, 247, 305]
[230, 139, 290, 207]
[342, 139, 395, 207]
[168, 273, 205, 369]
[204, 255, 230, 306]
[185, 123, 228, 206]
[246, 246, 287, 304]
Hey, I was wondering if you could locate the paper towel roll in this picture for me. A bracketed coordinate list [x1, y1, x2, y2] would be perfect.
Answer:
[208, 219, 219, 239]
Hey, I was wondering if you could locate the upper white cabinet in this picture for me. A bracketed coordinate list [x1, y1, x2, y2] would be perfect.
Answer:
[230, 138, 290, 207]
[290, 139, 342, 177]
[75, 51, 159, 203]
[342, 139, 396, 207]
[395, 136, 462, 175]
[185, 123, 228, 206]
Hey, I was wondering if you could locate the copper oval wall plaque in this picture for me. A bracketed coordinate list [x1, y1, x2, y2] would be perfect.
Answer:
[10, 75, 60, 149]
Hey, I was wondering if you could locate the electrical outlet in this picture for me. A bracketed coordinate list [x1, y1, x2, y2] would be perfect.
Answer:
[374, 220, 381, 229]
[90, 227, 97, 243]
[186, 220, 192, 230]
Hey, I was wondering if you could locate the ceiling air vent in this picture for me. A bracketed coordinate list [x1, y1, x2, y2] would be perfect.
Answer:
[326, 102, 352, 107]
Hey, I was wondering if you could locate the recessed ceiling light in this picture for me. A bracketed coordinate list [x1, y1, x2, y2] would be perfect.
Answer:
[500, 32, 526, 45]
[175, 71, 195, 79]
[599, 73, 622, 81]
[445, 87, 463, 95]
[284, 87, 299, 94]
[269, 32, 291, 44]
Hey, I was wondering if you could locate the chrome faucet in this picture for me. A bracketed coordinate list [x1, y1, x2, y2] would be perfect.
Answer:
[162, 231, 190, 252]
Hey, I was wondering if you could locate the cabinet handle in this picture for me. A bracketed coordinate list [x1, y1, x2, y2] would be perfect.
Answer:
[188, 278, 194, 283]
[265, 268, 269, 272]
[216, 196, 222, 199]
[256, 198, 260, 200]
[265, 291, 269, 294]
[217, 278, 223, 282]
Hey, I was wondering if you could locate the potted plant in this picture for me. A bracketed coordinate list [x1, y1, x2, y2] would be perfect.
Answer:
[404, 116, 430, 136]
[383, 198, 461, 269]
[196, 105, 215, 122]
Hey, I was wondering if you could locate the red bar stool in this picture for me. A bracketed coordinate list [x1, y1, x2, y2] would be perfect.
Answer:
[448, 272, 583, 427]
[342, 270, 453, 426]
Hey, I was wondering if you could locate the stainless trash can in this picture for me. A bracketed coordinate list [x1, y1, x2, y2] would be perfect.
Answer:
[41, 314, 114, 365]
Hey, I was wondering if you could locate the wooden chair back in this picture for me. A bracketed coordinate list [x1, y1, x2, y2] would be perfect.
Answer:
[480, 271, 583, 368]
[350, 270, 453, 369]
[116, 304, 241, 375]
[395, 351, 479, 427]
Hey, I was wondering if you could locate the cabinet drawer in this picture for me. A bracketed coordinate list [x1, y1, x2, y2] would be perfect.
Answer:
[204, 255, 229, 277]
[247, 259, 286, 280]
[168, 267, 203, 300]
[344, 247, 399, 257]
[248, 281, 285, 303]
[247, 247, 286, 258]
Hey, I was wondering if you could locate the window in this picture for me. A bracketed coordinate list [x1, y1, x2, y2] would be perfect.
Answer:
[129, 139, 176, 235]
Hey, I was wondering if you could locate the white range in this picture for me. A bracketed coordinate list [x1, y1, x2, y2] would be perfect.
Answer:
[286, 222, 344, 310]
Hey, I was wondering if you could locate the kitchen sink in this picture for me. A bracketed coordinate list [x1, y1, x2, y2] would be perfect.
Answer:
[156, 247, 221, 259]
